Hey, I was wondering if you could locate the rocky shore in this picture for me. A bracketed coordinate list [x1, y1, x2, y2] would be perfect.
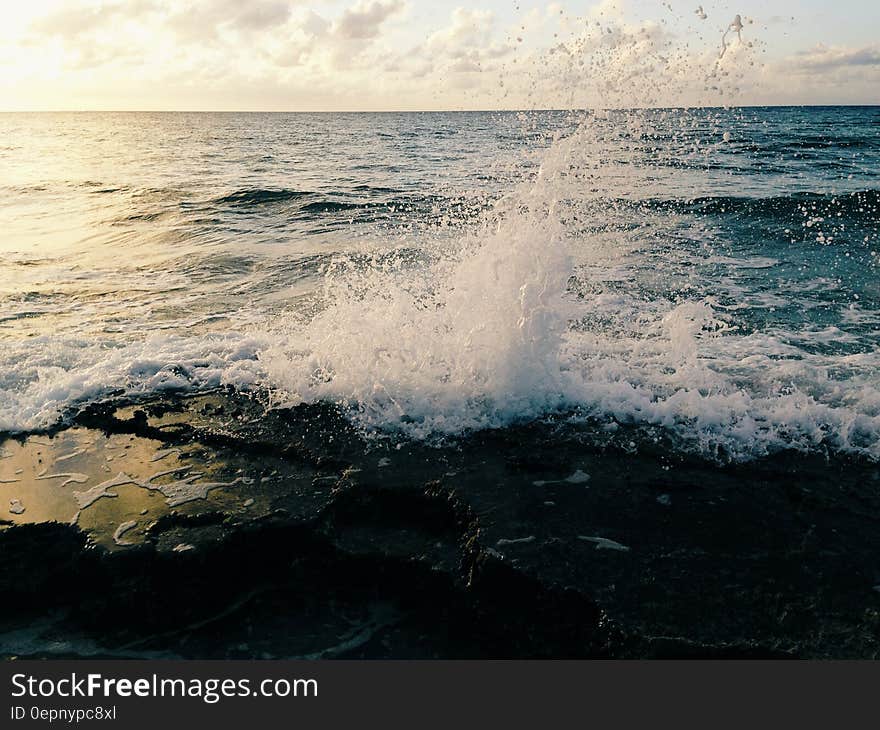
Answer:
[2, 390, 879, 658]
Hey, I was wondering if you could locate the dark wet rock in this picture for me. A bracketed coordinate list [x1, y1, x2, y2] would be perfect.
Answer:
[2, 390, 880, 658]
[0, 523, 96, 611]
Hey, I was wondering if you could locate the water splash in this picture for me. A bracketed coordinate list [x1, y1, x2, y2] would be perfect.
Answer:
[251, 19, 879, 462]
[254, 104, 875, 458]
[720, 14, 744, 59]
[261, 139, 577, 437]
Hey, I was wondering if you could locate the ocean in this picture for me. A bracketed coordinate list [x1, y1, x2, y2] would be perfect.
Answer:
[2, 107, 880, 658]
[1, 107, 878, 462]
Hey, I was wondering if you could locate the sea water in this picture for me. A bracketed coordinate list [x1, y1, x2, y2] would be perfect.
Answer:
[0, 103, 878, 461]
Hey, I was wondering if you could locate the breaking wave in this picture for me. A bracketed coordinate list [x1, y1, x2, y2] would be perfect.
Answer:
[258, 123, 880, 461]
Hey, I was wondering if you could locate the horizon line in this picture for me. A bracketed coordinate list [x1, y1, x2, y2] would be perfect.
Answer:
[2, 103, 880, 114]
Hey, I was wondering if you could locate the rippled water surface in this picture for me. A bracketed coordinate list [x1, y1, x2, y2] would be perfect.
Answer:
[1, 108, 878, 460]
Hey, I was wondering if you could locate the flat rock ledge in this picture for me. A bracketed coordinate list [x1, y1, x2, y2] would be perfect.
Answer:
[1, 390, 879, 659]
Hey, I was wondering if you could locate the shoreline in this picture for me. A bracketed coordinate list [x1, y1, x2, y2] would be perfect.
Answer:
[2, 390, 878, 659]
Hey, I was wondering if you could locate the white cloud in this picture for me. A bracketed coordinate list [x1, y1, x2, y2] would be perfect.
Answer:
[749, 43, 880, 106]
[786, 44, 880, 72]
[37, 0, 158, 28]
[168, 0, 295, 41]
[427, 8, 495, 52]
[334, 0, 405, 40]
[414, 7, 513, 80]
[3, 0, 880, 110]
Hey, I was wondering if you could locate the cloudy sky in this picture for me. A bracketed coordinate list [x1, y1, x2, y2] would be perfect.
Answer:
[1, 0, 878, 110]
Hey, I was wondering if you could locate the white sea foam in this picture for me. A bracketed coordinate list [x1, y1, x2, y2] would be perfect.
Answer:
[256, 120, 880, 462]
[112, 520, 138, 547]
[578, 535, 630, 551]
[0, 333, 265, 433]
[73, 473, 133, 509]
[139, 467, 242, 507]
[35, 472, 89, 486]
[260, 134, 576, 439]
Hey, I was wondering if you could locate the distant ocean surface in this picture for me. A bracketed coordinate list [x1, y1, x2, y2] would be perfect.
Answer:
[1, 108, 878, 461]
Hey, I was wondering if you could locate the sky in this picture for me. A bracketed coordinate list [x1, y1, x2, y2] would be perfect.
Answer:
[0, 0, 878, 110]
